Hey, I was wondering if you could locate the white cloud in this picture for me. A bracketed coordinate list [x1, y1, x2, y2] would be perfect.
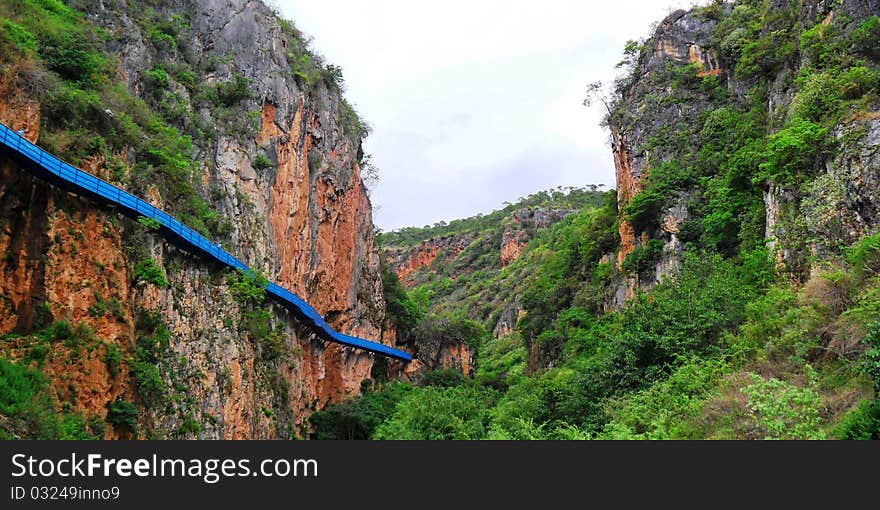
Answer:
[274, 0, 693, 230]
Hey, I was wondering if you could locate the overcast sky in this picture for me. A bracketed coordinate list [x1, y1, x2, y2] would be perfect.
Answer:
[274, 0, 695, 231]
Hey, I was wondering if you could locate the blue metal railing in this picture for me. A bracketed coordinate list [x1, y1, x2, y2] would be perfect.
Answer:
[0, 122, 412, 362]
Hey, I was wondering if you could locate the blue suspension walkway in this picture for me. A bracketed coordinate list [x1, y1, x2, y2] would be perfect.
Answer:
[0, 122, 412, 362]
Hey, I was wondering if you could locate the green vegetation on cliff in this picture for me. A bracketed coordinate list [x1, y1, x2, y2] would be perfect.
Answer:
[0, 357, 100, 439]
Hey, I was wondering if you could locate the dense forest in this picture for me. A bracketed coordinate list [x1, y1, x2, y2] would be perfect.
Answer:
[310, 0, 880, 440]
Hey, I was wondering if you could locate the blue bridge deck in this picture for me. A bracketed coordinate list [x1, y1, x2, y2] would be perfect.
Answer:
[0, 122, 412, 362]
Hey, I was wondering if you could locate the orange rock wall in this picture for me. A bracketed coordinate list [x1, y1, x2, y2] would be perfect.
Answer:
[500, 239, 526, 267]
[264, 99, 380, 411]
[612, 130, 642, 268]
[394, 243, 441, 282]
[0, 69, 390, 438]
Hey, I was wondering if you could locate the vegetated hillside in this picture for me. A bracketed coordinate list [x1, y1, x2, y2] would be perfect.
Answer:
[373, 186, 610, 381]
[310, 0, 880, 440]
[0, 0, 396, 439]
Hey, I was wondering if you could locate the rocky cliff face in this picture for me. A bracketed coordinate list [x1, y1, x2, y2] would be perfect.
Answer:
[0, 0, 393, 438]
[608, 8, 723, 303]
[394, 340, 476, 382]
[500, 208, 573, 267]
[805, 117, 880, 254]
[608, 0, 880, 299]
[387, 207, 574, 288]
[386, 233, 477, 287]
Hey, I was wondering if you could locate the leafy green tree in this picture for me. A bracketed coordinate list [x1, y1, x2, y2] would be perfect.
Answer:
[0, 359, 97, 439]
[380, 258, 423, 339]
[620, 240, 664, 279]
[309, 382, 413, 440]
[106, 398, 139, 433]
[133, 258, 169, 287]
[227, 270, 268, 305]
[743, 370, 825, 440]
[252, 154, 273, 171]
[755, 119, 828, 185]
[373, 385, 497, 440]
[862, 323, 880, 398]
[138, 216, 162, 230]
[851, 16, 880, 58]
[413, 314, 486, 357]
